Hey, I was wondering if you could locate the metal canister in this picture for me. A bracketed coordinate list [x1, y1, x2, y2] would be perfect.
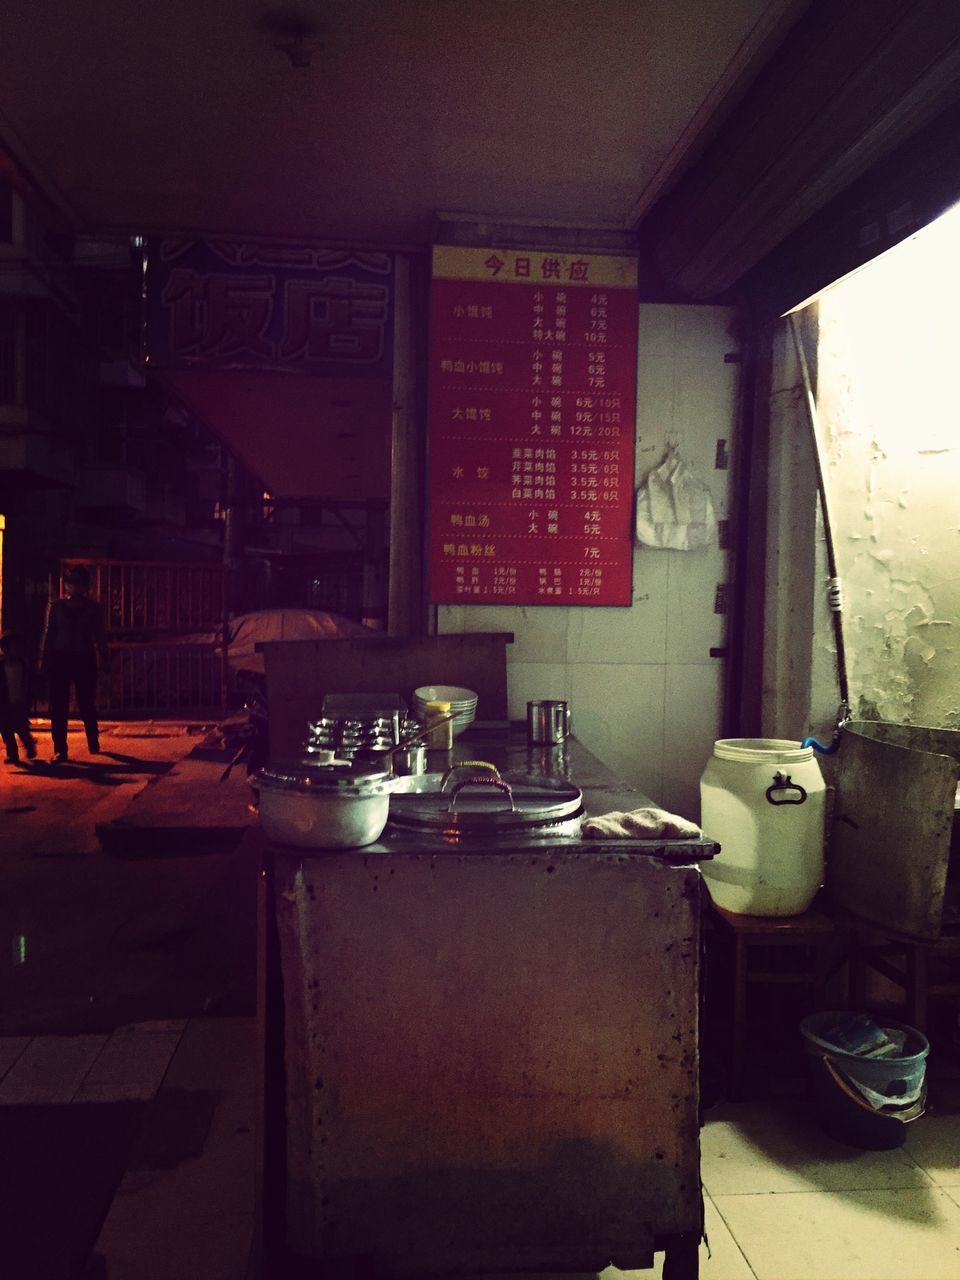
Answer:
[392, 742, 428, 775]
[526, 699, 570, 745]
[424, 700, 454, 750]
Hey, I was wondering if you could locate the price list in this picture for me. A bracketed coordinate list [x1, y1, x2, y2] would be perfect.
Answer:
[427, 246, 638, 605]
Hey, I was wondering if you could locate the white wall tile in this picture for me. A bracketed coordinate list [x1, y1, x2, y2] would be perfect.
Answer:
[663, 663, 724, 822]
[636, 305, 678, 357]
[568, 663, 666, 799]
[635, 356, 676, 464]
[567, 553, 668, 666]
[672, 305, 739, 360]
[506, 662, 570, 720]
[456, 604, 568, 664]
[672, 358, 737, 466]
[632, 543, 670, 608]
[665, 548, 727, 665]
[437, 605, 465, 632]
[439, 603, 566, 666]
[635, 434, 670, 484]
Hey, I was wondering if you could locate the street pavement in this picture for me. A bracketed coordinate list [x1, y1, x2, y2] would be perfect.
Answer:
[0, 719, 258, 1279]
[1, 719, 256, 1036]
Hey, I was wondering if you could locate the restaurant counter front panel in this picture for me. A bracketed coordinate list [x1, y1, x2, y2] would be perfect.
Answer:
[260, 728, 714, 1279]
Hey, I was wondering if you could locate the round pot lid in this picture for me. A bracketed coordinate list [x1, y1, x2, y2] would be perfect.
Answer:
[256, 753, 395, 796]
[388, 771, 582, 834]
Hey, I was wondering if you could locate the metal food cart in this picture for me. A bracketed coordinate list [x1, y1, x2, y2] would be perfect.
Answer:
[257, 727, 716, 1279]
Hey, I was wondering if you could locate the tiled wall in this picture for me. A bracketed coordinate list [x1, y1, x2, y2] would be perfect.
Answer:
[439, 304, 739, 820]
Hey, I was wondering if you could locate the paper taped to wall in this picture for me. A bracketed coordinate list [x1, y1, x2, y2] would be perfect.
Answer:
[634, 447, 716, 550]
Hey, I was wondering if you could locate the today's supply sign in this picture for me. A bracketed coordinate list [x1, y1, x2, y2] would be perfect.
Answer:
[427, 246, 638, 606]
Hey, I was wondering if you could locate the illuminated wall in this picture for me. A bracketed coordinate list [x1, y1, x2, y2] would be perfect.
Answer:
[814, 203, 960, 727]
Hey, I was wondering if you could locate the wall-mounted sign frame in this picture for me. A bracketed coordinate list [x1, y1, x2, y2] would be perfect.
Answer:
[427, 246, 638, 606]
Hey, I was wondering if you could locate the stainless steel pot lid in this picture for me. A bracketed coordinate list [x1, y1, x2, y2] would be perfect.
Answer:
[388, 771, 583, 833]
[255, 752, 396, 796]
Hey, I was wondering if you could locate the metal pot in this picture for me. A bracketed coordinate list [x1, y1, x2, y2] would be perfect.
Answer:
[348, 743, 428, 776]
[253, 755, 398, 849]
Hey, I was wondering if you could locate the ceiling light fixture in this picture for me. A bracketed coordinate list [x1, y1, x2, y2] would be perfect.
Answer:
[257, 10, 325, 69]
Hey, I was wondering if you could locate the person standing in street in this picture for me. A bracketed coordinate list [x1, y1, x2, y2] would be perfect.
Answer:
[0, 631, 38, 765]
[39, 565, 110, 764]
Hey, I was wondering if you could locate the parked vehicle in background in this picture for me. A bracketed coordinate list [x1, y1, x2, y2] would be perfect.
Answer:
[215, 608, 377, 674]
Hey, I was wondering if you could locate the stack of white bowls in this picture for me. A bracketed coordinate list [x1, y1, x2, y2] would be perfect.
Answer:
[412, 685, 478, 738]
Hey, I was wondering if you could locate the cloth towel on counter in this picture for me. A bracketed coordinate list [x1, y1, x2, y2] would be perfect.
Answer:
[581, 807, 701, 840]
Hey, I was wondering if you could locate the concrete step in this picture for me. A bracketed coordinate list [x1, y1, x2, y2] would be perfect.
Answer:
[97, 753, 254, 855]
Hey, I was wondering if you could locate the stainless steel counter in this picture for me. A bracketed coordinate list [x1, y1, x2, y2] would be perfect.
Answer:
[279, 723, 719, 860]
[262, 727, 708, 1279]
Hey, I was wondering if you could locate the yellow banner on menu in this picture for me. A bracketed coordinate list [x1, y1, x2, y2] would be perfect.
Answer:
[433, 245, 637, 290]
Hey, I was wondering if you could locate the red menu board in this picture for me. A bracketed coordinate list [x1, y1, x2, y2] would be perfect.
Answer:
[428, 246, 638, 605]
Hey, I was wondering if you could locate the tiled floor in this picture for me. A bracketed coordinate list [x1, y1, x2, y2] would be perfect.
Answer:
[0, 1017, 256, 1279]
[609, 1096, 960, 1280]
[5, 1020, 960, 1279]
[0, 1021, 187, 1105]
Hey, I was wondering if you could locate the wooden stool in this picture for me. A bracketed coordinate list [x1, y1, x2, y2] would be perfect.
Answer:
[847, 923, 960, 1034]
[709, 901, 841, 1098]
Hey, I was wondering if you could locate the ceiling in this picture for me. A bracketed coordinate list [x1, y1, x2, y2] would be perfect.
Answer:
[0, 0, 809, 249]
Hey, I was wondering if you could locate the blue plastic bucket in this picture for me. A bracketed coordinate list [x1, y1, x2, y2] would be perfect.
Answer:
[800, 1011, 929, 1149]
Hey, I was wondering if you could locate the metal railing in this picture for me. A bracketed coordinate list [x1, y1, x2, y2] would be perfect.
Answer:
[98, 642, 226, 717]
[57, 559, 228, 717]
[61, 558, 225, 635]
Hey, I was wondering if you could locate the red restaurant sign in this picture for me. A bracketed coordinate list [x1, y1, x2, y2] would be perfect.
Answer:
[428, 246, 638, 605]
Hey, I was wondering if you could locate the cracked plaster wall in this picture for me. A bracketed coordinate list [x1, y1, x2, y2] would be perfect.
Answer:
[813, 204, 960, 728]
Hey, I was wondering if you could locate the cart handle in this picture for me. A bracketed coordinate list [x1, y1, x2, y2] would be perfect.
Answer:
[440, 761, 501, 791]
[447, 777, 515, 813]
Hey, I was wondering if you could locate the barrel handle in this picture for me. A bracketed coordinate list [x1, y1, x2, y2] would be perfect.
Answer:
[765, 771, 807, 805]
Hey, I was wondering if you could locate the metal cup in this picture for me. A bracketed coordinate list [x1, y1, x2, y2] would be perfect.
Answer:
[526, 699, 570, 745]
[392, 743, 428, 775]
[527, 743, 570, 778]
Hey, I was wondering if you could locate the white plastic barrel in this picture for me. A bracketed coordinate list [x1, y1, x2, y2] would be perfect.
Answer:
[700, 738, 826, 916]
